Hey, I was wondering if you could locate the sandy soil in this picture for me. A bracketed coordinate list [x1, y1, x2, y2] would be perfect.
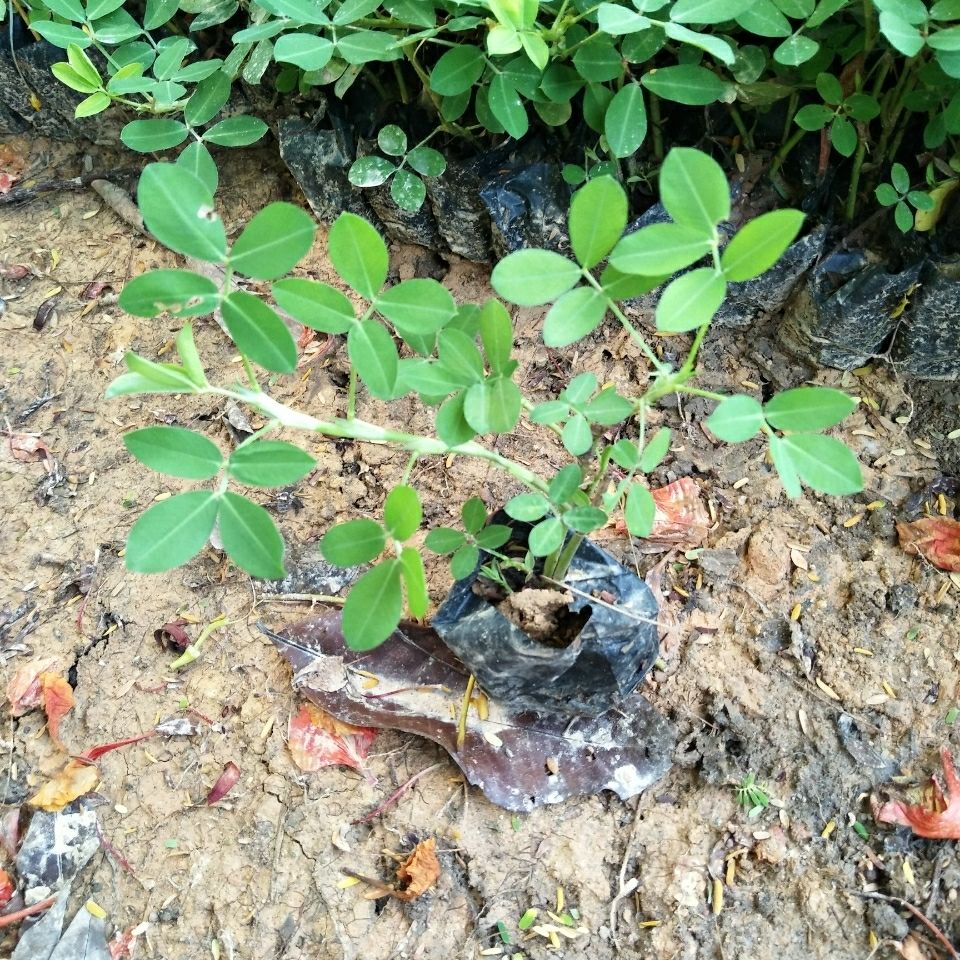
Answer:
[2, 134, 960, 960]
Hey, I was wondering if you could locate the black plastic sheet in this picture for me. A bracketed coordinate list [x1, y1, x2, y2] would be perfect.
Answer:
[432, 521, 660, 717]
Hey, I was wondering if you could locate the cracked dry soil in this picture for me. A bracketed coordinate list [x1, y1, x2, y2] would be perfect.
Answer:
[2, 136, 960, 960]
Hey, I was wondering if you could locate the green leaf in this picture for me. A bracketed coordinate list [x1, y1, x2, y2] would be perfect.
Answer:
[45, 0, 85, 20]
[390, 169, 427, 212]
[505, 493, 550, 522]
[464, 377, 522, 433]
[573, 37, 623, 81]
[610, 438, 641, 469]
[543, 286, 608, 347]
[549, 464, 583, 503]
[341, 560, 403, 650]
[119, 270, 220, 318]
[425, 527, 466, 553]
[487, 73, 529, 139]
[625, 483, 655, 536]
[185, 70, 231, 126]
[768, 433, 802, 498]
[274, 32, 334, 70]
[659, 147, 730, 233]
[126, 492, 219, 573]
[563, 372, 598, 405]
[218, 491, 285, 579]
[562, 414, 593, 455]
[384, 484, 422, 541]
[879, 11, 926, 54]
[272, 278, 355, 334]
[430, 44, 486, 95]
[763, 387, 856, 431]
[597, 2, 652, 33]
[491, 250, 581, 306]
[830, 116, 858, 157]
[177, 141, 219, 196]
[563, 506, 607, 534]
[124, 426, 223, 479]
[656, 268, 726, 332]
[377, 124, 407, 155]
[377, 279, 456, 335]
[794, 104, 834, 130]
[121, 119, 189, 152]
[202, 116, 269, 146]
[528, 517, 565, 556]
[462, 496, 488, 534]
[435, 391, 477, 446]
[608, 223, 712, 275]
[815, 71, 844, 104]
[705, 395, 765, 441]
[105, 359, 197, 398]
[773, 33, 820, 66]
[328, 212, 388, 300]
[604, 82, 648, 159]
[670, 0, 753, 22]
[875, 183, 900, 206]
[76, 92, 112, 120]
[640, 426, 672, 471]
[228, 441, 316, 487]
[895, 200, 914, 232]
[32, 21, 92, 48]
[737, 1, 792, 36]
[322, 518, 386, 565]
[400, 547, 429, 618]
[891, 162, 911, 193]
[600, 265, 666, 299]
[145, 0, 179, 29]
[406, 146, 446, 177]
[641, 65, 729, 105]
[336, 30, 404, 64]
[348, 319, 399, 399]
[780, 434, 863, 495]
[450, 543, 480, 579]
[137, 163, 227, 262]
[569, 176, 628, 269]
[53, 58, 98, 94]
[479, 299, 514, 373]
[529, 400, 569, 424]
[930, 24, 960, 49]
[349, 156, 397, 187]
[585, 388, 633, 426]
[221, 291, 297, 372]
[663, 20, 735, 64]
[721, 209, 805, 281]
[474, 524, 511, 549]
[439, 329, 485, 384]
[229, 202, 315, 280]
[175, 324, 207, 387]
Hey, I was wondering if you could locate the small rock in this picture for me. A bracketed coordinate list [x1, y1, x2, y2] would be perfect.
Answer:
[746, 526, 791, 584]
[886, 583, 918, 616]
[697, 548, 740, 578]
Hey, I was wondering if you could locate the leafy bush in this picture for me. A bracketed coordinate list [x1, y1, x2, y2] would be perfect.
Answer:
[110, 146, 862, 650]
[17, 0, 960, 226]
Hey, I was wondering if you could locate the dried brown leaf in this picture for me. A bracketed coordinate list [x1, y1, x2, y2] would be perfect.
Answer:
[897, 518, 960, 572]
[39, 673, 74, 748]
[205, 761, 241, 805]
[288, 702, 376, 775]
[29, 760, 99, 812]
[876, 748, 960, 839]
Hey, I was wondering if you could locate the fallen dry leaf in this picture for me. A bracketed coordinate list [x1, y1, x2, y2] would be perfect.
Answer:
[613, 477, 710, 549]
[7, 664, 74, 747]
[264, 612, 675, 813]
[288, 702, 376, 776]
[205, 761, 241, 805]
[876, 748, 960, 838]
[392, 838, 441, 901]
[154, 618, 191, 651]
[7, 434, 51, 463]
[29, 760, 99, 812]
[897, 517, 960, 572]
[39, 674, 74, 748]
[6, 659, 54, 715]
[0, 869, 13, 909]
[76, 732, 155, 764]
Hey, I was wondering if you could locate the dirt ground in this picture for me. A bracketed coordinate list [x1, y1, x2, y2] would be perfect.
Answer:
[2, 134, 960, 960]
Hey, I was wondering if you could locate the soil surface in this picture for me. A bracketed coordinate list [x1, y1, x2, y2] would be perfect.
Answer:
[2, 135, 960, 960]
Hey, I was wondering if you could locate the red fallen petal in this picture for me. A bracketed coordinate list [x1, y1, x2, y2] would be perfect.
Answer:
[75, 732, 155, 764]
[39, 673, 74, 748]
[876, 748, 960, 839]
[288, 702, 377, 777]
[897, 517, 960, 572]
[0, 172, 14, 194]
[0, 869, 13, 909]
[206, 761, 241, 805]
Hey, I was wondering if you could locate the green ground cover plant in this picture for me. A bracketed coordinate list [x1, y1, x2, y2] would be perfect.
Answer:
[7, 0, 959, 228]
[108, 146, 863, 650]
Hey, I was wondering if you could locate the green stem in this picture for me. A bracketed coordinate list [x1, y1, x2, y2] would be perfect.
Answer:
[650, 93, 664, 161]
[221, 386, 551, 494]
[347, 366, 357, 420]
[769, 126, 806, 179]
[241, 356, 260, 392]
[728, 104, 754, 152]
[401, 451, 418, 483]
[845, 136, 868, 221]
